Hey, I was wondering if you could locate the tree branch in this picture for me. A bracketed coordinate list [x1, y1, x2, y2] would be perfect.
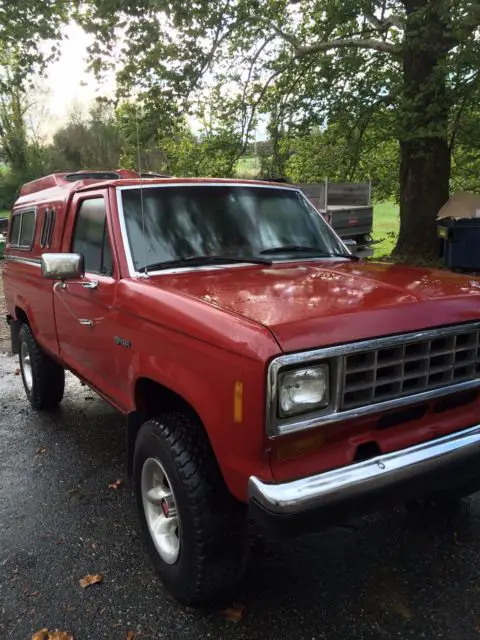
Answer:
[295, 37, 396, 58]
[240, 36, 276, 132]
[365, 13, 404, 32]
[271, 24, 299, 48]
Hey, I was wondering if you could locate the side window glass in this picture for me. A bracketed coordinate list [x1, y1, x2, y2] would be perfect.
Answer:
[40, 209, 50, 248]
[40, 209, 56, 248]
[19, 211, 36, 247]
[72, 198, 113, 275]
[9, 214, 21, 245]
[47, 210, 56, 247]
[9, 210, 36, 249]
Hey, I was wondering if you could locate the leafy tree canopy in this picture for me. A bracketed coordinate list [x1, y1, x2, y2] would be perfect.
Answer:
[0, 1, 69, 84]
[79, 0, 480, 257]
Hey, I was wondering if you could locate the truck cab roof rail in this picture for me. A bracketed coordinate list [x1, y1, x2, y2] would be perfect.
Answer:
[139, 172, 171, 178]
[64, 171, 122, 182]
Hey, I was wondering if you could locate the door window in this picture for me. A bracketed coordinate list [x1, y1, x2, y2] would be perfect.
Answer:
[72, 198, 113, 275]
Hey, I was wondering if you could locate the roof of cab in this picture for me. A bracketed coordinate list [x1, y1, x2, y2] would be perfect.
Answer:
[14, 170, 296, 209]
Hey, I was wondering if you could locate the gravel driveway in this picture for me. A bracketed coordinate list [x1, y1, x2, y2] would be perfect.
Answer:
[0, 262, 9, 352]
[2, 349, 480, 639]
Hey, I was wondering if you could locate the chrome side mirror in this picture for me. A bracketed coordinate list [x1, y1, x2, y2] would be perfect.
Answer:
[41, 253, 85, 280]
[343, 239, 358, 254]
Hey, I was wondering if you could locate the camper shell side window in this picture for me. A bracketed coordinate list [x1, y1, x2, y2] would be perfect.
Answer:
[9, 209, 37, 250]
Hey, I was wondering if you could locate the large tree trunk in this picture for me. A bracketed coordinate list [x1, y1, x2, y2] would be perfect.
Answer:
[394, 0, 452, 259]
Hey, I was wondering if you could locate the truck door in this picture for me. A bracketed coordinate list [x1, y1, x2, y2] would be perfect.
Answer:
[53, 192, 125, 408]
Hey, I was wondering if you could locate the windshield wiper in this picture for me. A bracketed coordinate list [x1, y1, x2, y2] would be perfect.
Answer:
[260, 245, 358, 260]
[260, 245, 326, 254]
[138, 254, 273, 273]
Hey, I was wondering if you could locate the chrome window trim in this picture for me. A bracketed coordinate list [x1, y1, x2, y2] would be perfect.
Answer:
[116, 187, 139, 277]
[266, 321, 480, 438]
[4, 255, 41, 267]
[115, 182, 350, 278]
[7, 207, 37, 250]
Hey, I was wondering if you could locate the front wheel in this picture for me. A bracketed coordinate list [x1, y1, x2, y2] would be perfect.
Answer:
[19, 324, 65, 411]
[133, 413, 247, 605]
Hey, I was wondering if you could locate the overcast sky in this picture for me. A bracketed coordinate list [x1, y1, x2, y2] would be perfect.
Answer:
[40, 23, 115, 134]
[40, 22, 266, 141]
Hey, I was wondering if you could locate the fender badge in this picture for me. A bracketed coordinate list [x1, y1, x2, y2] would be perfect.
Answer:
[114, 336, 131, 348]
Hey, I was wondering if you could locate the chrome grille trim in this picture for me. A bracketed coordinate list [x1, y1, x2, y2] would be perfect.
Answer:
[266, 322, 480, 438]
[342, 327, 480, 410]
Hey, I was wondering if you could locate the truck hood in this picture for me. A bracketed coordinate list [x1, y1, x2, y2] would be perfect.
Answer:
[156, 261, 480, 352]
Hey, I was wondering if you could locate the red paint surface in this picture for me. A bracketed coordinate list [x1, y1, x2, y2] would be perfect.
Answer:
[4, 175, 480, 502]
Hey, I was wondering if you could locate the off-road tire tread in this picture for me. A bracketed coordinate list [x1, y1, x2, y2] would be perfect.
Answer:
[134, 413, 246, 605]
[19, 324, 65, 410]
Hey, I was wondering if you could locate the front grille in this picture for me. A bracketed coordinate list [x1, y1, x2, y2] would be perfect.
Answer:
[341, 327, 480, 410]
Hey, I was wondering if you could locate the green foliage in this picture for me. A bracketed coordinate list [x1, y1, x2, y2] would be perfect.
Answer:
[0, 170, 22, 210]
[0, 1, 69, 84]
[0, 2, 69, 203]
[47, 101, 123, 172]
[78, 0, 480, 258]
[160, 129, 241, 177]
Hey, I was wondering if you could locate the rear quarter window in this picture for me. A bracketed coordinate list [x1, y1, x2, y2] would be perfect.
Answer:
[19, 211, 36, 247]
[9, 215, 21, 245]
[9, 210, 36, 249]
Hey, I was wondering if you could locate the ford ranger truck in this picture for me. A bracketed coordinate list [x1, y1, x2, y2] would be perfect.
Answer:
[4, 170, 480, 605]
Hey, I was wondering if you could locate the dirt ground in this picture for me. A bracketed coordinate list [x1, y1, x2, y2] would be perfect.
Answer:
[0, 261, 9, 352]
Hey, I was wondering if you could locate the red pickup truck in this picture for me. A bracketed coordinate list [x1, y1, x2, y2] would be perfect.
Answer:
[4, 170, 480, 604]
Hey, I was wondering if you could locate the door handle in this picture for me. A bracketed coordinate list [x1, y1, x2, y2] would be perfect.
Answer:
[82, 280, 98, 289]
[79, 319, 94, 327]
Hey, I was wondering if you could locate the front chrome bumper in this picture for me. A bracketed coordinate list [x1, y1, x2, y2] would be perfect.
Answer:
[249, 424, 480, 516]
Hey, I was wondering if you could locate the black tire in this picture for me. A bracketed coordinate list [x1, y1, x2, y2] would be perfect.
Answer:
[19, 323, 65, 411]
[133, 413, 247, 605]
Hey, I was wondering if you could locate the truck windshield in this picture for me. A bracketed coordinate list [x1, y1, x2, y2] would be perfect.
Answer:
[120, 185, 349, 272]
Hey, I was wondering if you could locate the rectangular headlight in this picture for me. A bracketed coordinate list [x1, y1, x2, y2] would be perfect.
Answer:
[278, 365, 329, 417]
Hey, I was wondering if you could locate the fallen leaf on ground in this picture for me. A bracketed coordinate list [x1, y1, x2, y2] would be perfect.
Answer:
[32, 629, 48, 640]
[14, 368, 20, 375]
[126, 632, 136, 640]
[108, 478, 123, 490]
[35, 447, 47, 455]
[391, 599, 412, 620]
[79, 573, 104, 589]
[223, 603, 246, 622]
[48, 632, 73, 640]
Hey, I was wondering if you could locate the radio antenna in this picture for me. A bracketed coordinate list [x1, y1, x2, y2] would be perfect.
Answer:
[135, 97, 148, 277]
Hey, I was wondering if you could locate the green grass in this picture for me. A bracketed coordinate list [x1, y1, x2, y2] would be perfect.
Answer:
[372, 201, 399, 257]
[0, 211, 9, 218]
[236, 157, 259, 178]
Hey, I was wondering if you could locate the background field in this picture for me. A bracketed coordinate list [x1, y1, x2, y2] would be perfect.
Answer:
[372, 201, 399, 256]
